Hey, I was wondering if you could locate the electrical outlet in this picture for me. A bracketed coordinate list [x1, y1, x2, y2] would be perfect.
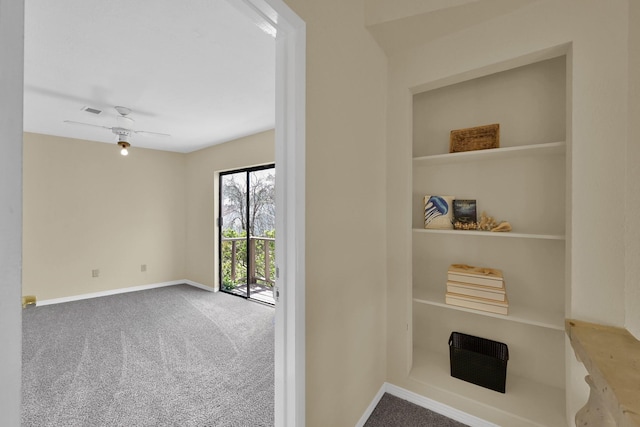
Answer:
[141, 264, 147, 272]
[92, 269, 99, 278]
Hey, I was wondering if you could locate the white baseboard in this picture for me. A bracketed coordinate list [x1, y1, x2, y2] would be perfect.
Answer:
[182, 280, 216, 292]
[354, 383, 387, 427]
[356, 382, 497, 427]
[36, 280, 212, 306]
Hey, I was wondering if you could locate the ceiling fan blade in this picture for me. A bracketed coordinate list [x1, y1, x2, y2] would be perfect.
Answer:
[134, 130, 171, 137]
[64, 120, 112, 130]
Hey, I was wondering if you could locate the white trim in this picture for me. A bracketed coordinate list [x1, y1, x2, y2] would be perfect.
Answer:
[231, 5, 306, 425]
[0, 0, 25, 423]
[354, 383, 387, 427]
[356, 383, 498, 427]
[36, 280, 211, 306]
[275, 24, 307, 427]
[385, 383, 498, 427]
[231, 3, 307, 426]
[244, 1, 306, 427]
[182, 280, 216, 292]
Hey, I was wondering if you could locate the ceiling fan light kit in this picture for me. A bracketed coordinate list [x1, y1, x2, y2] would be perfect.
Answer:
[115, 129, 131, 156]
[118, 140, 130, 156]
[63, 106, 171, 156]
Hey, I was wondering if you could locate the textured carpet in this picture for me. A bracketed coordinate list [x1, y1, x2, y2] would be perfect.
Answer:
[22, 285, 274, 427]
[364, 393, 468, 427]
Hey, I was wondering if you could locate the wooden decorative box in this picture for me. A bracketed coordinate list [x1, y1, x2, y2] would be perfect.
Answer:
[450, 123, 500, 153]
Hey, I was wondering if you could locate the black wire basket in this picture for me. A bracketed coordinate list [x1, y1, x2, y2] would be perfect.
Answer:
[449, 332, 509, 393]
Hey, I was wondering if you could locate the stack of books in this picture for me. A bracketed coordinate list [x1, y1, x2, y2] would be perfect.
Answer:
[445, 264, 508, 315]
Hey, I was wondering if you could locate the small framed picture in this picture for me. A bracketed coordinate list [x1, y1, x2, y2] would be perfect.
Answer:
[453, 199, 477, 229]
[424, 195, 454, 229]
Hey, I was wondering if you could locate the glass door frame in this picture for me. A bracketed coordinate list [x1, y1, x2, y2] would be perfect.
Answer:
[218, 163, 275, 302]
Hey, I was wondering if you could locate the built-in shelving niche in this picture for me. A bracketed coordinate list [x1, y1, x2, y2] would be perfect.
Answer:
[410, 55, 568, 426]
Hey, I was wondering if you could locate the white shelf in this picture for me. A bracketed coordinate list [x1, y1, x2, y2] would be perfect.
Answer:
[413, 227, 565, 240]
[410, 347, 567, 427]
[413, 141, 566, 166]
[413, 288, 564, 331]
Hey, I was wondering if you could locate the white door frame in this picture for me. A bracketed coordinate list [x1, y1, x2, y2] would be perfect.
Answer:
[235, 2, 306, 425]
[0, 0, 24, 425]
[252, 2, 306, 426]
[0, 0, 306, 425]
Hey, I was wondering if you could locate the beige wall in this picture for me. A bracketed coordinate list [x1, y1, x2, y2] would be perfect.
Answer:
[281, 1, 388, 426]
[184, 130, 274, 289]
[23, 130, 274, 300]
[22, 133, 187, 300]
[380, 0, 631, 423]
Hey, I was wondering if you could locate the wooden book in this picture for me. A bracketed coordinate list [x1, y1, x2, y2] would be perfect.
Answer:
[445, 292, 509, 315]
[447, 264, 504, 288]
[446, 280, 506, 302]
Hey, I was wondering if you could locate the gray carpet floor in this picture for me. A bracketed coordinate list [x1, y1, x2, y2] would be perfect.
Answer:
[365, 393, 468, 427]
[22, 284, 274, 427]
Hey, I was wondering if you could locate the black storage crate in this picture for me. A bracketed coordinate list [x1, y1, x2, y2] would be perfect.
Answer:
[448, 332, 509, 393]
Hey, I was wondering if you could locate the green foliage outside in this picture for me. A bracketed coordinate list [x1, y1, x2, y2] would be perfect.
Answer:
[221, 229, 245, 290]
[221, 228, 276, 291]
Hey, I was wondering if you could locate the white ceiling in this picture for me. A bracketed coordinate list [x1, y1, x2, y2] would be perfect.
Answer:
[23, 0, 276, 153]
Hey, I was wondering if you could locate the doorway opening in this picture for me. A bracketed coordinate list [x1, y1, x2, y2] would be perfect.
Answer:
[2, 1, 305, 425]
[219, 164, 276, 305]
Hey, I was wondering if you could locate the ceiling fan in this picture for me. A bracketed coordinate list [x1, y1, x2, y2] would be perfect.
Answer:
[64, 106, 170, 155]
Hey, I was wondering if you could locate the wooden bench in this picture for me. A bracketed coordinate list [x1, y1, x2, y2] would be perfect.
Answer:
[566, 319, 640, 426]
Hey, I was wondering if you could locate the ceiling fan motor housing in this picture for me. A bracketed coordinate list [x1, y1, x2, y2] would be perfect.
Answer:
[116, 114, 134, 130]
[113, 128, 131, 143]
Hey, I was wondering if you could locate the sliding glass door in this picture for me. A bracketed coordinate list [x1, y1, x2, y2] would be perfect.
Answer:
[219, 164, 275, 304]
